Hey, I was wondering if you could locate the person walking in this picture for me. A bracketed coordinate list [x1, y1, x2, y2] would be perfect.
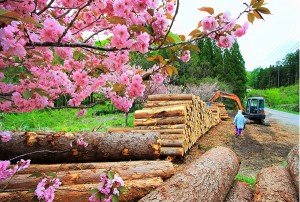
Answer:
[233, 110, 246, 136]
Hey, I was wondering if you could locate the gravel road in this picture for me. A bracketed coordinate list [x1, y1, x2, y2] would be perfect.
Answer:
[266, 108, 299, 134]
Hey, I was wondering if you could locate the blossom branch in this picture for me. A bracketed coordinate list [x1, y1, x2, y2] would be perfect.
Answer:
[8, 150, 70, 161]
[37, 0, 55, 15]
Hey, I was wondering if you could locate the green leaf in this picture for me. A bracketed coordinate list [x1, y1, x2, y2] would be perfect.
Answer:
[247, 13, 255, 24]
[27, 188, 35, 193]
[28, 172, 43, 178]
[166, 35, 175, 43]
[88, 188, 99, 195]
[256, 7, 271, 14]
[117, 186, 128, 193]
[22, 91, 33, 100]
[252, 0, 264, 8]
[94, 192, 102, 200]
[46, 172, 57, 177]
[198, 7, 214, 15]
[112, 195, 119, 202]
[108, 171, 114, 180]
[31, 196, 39, 202]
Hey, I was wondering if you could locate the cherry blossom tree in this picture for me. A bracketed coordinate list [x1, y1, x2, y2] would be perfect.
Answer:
[0, 0, 270, 114]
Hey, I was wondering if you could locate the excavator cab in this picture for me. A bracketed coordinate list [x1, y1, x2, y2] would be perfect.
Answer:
[245, 97, 268, 124]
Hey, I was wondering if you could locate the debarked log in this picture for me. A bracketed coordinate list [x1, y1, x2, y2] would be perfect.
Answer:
[253, 166, 298, 202]
[0, 131, 160, 163]
[0, 177, 163, 202]
[1, 160, 174, 190]
[139, 146, 240, 202]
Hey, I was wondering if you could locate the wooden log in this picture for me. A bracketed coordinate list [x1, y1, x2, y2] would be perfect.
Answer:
[287, 145, 299, 193]
[134, 105, 187, 119]
[134, 124, 186, 130]
[254, 166, 298, 202]
[1, 161, 174, 190]
[0, 177, 164, 202]
[160, 147, 184, 156]
[139, 146, 240, 202]
[224, 180, 254, 202]
[0, 131, 160, 163]
[143, 100, 192, 108]
[148, 94, 193, 101]
[108, 128, 185, 134]
[18, 160, 175, 179]
[161, 139, 183, 147]
[134, 116, 186, 126]
[160, 134, 185, 140]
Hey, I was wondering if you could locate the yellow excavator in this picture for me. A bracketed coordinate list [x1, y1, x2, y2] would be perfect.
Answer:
[209, 91, 270, 125]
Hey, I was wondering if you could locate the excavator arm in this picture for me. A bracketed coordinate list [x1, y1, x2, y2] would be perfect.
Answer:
[209, 91, 243, 111]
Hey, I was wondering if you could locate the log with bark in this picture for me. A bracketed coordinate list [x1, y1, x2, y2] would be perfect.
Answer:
[254, 166, 298, 202]
[0, 161, 174, 190]
[0, 177, 163, 202]
[0, 131, 160, 163]
[287, 145, 299, 194]
[139, 146, 240, 202]
[224, 180, 254, 202]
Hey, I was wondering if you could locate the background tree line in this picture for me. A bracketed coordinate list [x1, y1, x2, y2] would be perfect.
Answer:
[247, 49, 299, 89]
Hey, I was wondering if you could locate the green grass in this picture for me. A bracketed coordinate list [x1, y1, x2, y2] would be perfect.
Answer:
[235, 173, 256, 185]
[1, 105, 134, 132]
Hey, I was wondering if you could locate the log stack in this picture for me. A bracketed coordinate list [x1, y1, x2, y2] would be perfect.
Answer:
[0, 161, 175, 202]
[109, 94, 220, 157]
[206, 105, 221, 123]
[211, 102, 229, 119]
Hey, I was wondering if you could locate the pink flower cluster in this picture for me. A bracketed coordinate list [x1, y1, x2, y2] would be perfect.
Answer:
[110, 93, 134, 113]
[180, 50, 191, 62]
[76, 109, 87, 117]
[34, 178, 61, 202]
[126, 75, 146, 98]
[201, 12, 249, 49]
[89, 172, 125, 202]
[0, 131, 11, 142]
[0, 159, 31, 182]
[76, 138, 89, 148]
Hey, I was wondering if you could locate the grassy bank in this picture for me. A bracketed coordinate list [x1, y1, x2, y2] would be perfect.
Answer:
[247, 84, 299, 113]
[1, 105, 134, 132]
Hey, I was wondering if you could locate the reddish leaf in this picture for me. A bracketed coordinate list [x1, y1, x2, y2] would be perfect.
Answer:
[170, 65, 178, 75]
[107, 16, 126, 25]
[188, 44, 200, 52]
[165, 66, 173, 76]
[198, 7, 214, 15]
[147, 9, 154, 16]
[166, 35, 175, 43]
[189, 29, 201, 37]
[253, 10, 264, 20]
[252, 0, 264, 8]
[166, 13, 173, 20]
[178, 35, 186, 41]
[197, 21, 202, 28]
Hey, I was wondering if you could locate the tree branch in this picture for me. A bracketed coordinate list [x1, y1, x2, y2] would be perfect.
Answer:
[58, 0, 92, 44]
[48, 99, 107, 110]
[157, 0, 180, 49]
[8, 149, 71, 161]
[37, 0, 55, 15]
[83, 26, 112, 43]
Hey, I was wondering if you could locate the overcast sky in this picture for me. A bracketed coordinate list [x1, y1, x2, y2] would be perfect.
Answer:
[170, 0, 300, 71]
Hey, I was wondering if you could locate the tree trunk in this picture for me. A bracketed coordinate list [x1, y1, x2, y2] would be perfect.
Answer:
[143, 100, 192, 108]
[287, 145, 299, 194]
[254, 166, 298, 202]
[0, 131, 160, 163]
[0, 177, 163, 202]
[224, 180, 254, 202]
[1, 161, 174, 190]
[134, 116, 186, 126]
[139, 146, 240, 202]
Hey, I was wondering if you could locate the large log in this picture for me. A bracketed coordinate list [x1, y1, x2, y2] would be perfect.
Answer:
[134, 116, 186, 126]
[139, 146, 240, 202]
[224, 180, 254, 202]
[134, 105, 187, 119]
[0, 131, 160, 163]
[287, 145, 299, 193]
[3, 161, 174, 190]
[0, 177, 163, 202]
[148, 94, 193, 101]
[254, 166, 298, 202]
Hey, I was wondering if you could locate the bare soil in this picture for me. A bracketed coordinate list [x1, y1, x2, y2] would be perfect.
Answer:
[174, 112, 299, 178]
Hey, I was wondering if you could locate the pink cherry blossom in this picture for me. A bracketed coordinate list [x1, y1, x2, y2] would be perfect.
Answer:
[202, 16, 218, 31]
[180, 50, 191, 62]
[76, 109, 87, 117]
[77, 137, 89, 147]
[234, 21, 249, 37]
[0, 131, 11, 142]
[217, 35, 235, 48]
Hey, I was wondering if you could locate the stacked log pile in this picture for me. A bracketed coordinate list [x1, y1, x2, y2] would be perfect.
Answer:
[211, 102, 229, 119]
[109, 94, 220, 156]
[0, 161, 175, 202]
[206, 105, 221, 123]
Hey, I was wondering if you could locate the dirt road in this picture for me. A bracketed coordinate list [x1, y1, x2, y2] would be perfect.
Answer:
[175, 110, 299, 178]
